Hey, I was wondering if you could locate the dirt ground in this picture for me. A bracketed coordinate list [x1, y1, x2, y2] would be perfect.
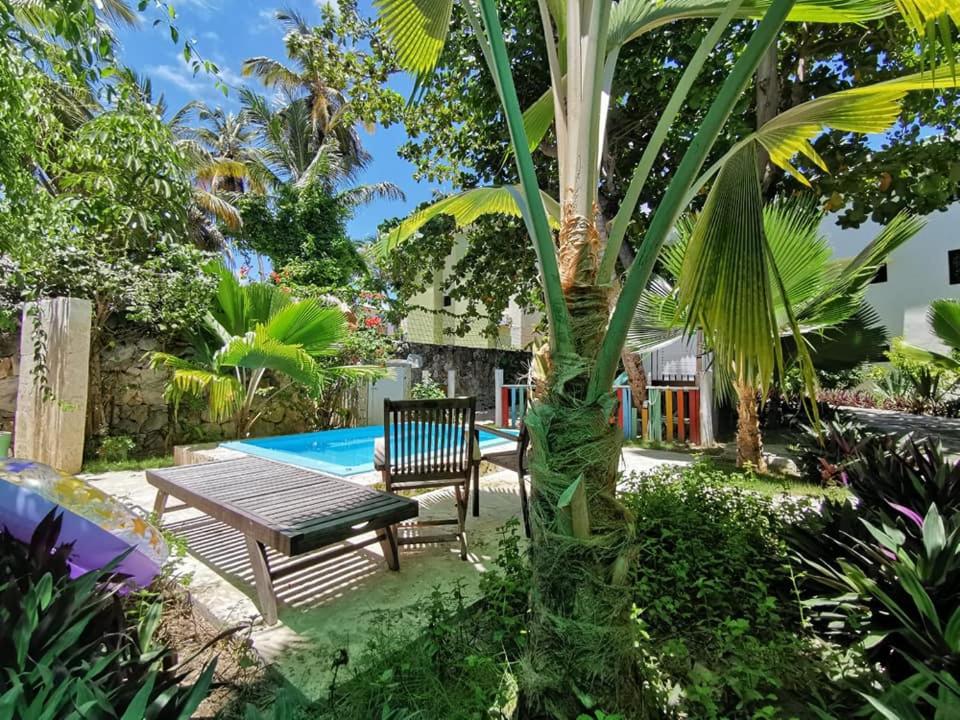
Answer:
[154, 582, 283, 719]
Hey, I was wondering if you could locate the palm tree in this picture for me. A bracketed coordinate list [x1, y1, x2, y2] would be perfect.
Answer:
[241, 88, 404, 206]
[242, 9, 368, 171]
[629, 194, 922, 470]
[150, 263, 379, 439]
[372, 0, 960, 714]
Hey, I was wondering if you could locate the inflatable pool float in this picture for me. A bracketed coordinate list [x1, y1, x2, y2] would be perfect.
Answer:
[0, 458, 167, 587]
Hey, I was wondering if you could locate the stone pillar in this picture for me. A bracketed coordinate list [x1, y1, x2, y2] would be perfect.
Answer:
[14, 298, 92, 473]
[446, 368, 456, 398]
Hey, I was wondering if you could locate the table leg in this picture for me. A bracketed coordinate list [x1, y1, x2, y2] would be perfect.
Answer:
[244, 536, 278, 625]
[152, 490, 168, 519]
[379, 526, 399, 571]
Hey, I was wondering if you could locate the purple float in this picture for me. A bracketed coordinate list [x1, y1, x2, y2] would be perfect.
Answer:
[0, 458, 167, 587]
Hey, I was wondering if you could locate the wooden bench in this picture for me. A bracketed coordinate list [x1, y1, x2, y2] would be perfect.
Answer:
[146, 457, 418, 624]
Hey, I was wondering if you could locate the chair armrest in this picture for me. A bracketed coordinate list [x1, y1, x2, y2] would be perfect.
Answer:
[476, 424, 521, 442]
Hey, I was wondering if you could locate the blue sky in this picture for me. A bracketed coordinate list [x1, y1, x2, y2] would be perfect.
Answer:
[115, 0, 440, 241]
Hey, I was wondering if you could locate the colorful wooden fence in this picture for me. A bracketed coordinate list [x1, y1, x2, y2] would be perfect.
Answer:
[494, 379, 701, 445]
[498, 384, 530, 428]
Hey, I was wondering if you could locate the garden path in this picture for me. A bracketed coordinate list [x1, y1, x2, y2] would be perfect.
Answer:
[842, 406, 960, 455]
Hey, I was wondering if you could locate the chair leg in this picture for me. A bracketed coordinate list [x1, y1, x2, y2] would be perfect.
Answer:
[454, 485, 468, 561]
[379, 525, 400, 570]
[244, 536, 278, 625]
[472, 462, 480, 517]
[518, 472, 531, 538]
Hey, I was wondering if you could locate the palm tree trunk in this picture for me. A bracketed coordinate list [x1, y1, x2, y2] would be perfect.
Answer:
[621, 350, 647, 412]
[735, 380, 766, 472]
[522, 220, 645, 719]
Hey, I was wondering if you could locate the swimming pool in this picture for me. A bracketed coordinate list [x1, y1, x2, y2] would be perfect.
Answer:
[223, 425, 515, 477]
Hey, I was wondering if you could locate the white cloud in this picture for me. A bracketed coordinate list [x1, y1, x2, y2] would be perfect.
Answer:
[201, 30, 219, 41]
[249, 8, 279, 34]
[148, 63, 207, 95]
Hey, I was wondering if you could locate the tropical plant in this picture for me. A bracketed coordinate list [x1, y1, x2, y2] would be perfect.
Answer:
[150, 262, 379, 438]
[629, 197, 920, 470]
[788, 434, 960, 716]
[373, 0, 960, 713]
[794, 414, 867, 485]
[0, 510, 216, 719]
[242, 3, 404, 174]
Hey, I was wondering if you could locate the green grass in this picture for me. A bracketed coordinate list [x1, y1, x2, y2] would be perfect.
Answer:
[81, 455, 175, 474]
[695, 456, 849, 501]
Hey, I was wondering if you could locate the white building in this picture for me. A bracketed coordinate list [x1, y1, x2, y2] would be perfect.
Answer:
[821, 204, 960, 353]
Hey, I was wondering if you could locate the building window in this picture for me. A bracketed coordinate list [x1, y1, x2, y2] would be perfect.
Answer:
[442, 295, 452, 307]
[950, 250, 960, 285]
[871, 263, 888, 284]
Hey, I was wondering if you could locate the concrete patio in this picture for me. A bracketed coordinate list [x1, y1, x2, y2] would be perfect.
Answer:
[80, 444, 690, 700]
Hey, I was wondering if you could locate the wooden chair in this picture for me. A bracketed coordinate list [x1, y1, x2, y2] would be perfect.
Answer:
[479, 423, 532, 538]
[375, 397, 479, 560]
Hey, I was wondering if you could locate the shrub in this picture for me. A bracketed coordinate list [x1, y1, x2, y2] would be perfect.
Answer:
[787, 435, 960, 717]
[410, 377, 447, 400]
[96, 434, 136, 462]
[793, 414, 867, 485]
[619, 465, 839, 718]
[321, 522, 528, 719]
[0, 510, 216, 718]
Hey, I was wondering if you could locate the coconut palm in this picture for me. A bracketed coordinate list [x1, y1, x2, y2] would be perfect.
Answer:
[629, 193, 923, 470]
[371, 0, 960, 714]
[242, 9, 368, 171]
[150, 263, 379, 439]
[241, 88, 404, 205]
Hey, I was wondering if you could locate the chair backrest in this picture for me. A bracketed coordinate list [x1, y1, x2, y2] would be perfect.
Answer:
[382, 397, 477, 483]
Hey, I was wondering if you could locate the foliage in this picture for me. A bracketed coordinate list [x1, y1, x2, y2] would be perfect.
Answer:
[0, 510, 215, 719]
[319, 522, 529, 719]
[150, 262, 379, 438]
[873, 339, 960, 414]
[383, 3, 960, 329]
[788, 434, 960, 717]
[410, 377, 447, 400]
[241, 1, 404, 176]
[82, 454, 175, 475]
[96, 434, 136, 462]
[618, 464, 852, 718]
[375, 0, 960, 712]
[793, 414, 868, 485]
[234, 183, 364, 291]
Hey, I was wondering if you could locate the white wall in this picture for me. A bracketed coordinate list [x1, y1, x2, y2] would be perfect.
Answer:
[821, 205, 960, 352]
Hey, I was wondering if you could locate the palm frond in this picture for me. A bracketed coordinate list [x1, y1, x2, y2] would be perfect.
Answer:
[241, 57, 304, 91]
[217, 327, 323, 390]
[374, 0, 454, 78]
[338, 182, 407, 207]
[897, 299, 960, 370]
[701, 66, 960, 189]
[610, 1, 911, 51]
[677, 143, 782, 390]
[193, 188, 242, 230]
[627, 276, 686, 354]
[377, 186, 562, 257]
[265, 300, 348, 356]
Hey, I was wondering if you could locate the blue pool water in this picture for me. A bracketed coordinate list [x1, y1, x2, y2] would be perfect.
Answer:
[223, 425, 515, 477]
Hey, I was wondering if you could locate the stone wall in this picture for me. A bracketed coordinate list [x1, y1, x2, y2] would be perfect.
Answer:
[398, 341, 530, 411]
[1, 330, 322, 458]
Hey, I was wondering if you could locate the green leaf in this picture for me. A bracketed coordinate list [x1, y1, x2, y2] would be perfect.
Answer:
[922, 503, 947, 558]
[944, 605, 960, 652]
[376, 186, 561, 257]
[374, 0, 454, 77]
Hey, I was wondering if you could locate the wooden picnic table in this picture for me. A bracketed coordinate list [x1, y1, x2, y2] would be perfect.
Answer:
[146, 457, 418, 624]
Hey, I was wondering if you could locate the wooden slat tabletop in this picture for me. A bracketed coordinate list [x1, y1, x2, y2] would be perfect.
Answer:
[147, 457, 418, 555]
